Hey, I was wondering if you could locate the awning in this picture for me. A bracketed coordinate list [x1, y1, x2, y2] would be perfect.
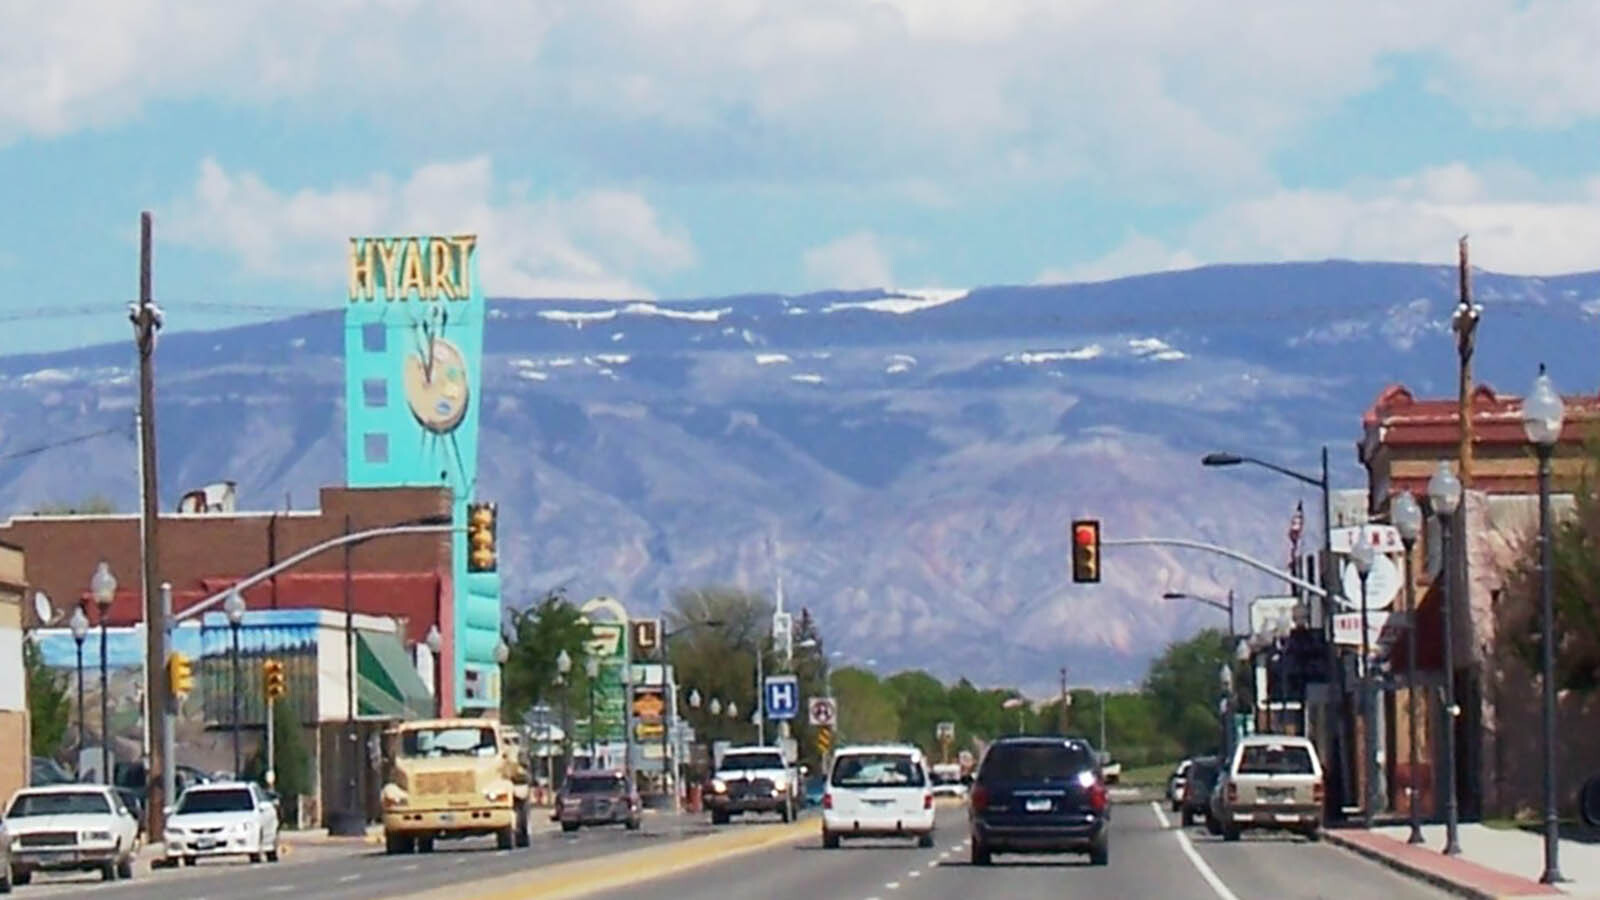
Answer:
[357, 630, 434, 720]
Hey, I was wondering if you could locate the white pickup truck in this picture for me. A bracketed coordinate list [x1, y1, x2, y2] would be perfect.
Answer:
[704, 745, 797, 824]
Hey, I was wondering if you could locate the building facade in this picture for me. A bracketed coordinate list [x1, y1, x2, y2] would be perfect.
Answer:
[0, 542, 27, 805]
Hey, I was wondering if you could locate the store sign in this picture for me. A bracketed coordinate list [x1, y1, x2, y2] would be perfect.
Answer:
[1333, 612, 1391, 647]
[348, 235, 476, 302]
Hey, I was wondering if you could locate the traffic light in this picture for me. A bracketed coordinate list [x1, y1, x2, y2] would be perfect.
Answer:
[263, 658, 286, 702]
[168, 652, 194, 697]
[467, 501, 497, 573]
[1071, 519, 1101, 584]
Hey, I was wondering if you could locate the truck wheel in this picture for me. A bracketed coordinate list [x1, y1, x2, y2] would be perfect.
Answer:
[561, 822, 580, 834]
[496, 825, 515, 851]
[917, 832, 935, 849]
[712, 809, 730, 826]
[822, 829, 840, 849]
[1089, 836, 1110, 866]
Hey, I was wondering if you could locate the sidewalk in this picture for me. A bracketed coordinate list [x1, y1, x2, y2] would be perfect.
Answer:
[1325, 823, 1600, 899]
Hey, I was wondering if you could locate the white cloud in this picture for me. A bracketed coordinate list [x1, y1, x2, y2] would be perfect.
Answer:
[1053, 163, 1600, 278]
[166, 156, 695, 298]
[803, 232, 893, 290]
[7, 1, 1596, 191]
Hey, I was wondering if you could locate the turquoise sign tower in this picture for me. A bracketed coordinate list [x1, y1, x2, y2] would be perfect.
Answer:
[343, 234, 501, 714]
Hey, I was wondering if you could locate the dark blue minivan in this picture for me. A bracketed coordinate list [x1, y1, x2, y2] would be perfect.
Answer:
[968, 737, 1110, 866]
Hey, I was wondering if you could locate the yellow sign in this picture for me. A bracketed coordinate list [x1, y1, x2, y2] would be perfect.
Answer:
[632, 691, 665, 720]
[348, 235, 476, 303]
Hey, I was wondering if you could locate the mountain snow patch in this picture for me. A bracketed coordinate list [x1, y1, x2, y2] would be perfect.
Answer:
[1581, 298, 1600, 318]
[756, 354, 791, 366]
[790, 373, 824, 384]
[611, 332, 625, 342]
[885, 354, 917, 374]
[1127, 338, 1187, 361]
[539, 302, 730, 326]
[591, 354, 631, 366]
[822, 288, 969, 316]
[547, 358, 577, 368]
[517, 370, 549, 381]
[21, 368, 76, 385]
[1005, 346, 1103, 364]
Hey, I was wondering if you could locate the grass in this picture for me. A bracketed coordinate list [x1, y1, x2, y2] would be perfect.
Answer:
[1121, 761, 1179, 788]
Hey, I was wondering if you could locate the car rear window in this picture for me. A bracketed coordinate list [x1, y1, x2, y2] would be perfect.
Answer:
[1236, 744, 1317, 776]
[979, 742, 1095, 781]
[831, 753, 926, 788]
[1190, 760, 1219, 783]
[567, 776, 625, 795]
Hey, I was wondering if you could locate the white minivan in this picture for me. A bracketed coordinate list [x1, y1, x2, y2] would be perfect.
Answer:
[822, 744, 935, 849]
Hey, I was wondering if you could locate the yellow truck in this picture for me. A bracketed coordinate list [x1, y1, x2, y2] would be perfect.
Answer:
[380, 718, 534, 854]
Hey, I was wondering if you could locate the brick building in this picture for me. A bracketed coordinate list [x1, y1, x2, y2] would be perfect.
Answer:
[1359, 382, 1600, 820]
[0, 541, 27, 805]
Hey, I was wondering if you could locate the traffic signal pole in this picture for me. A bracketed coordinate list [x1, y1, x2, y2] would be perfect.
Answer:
[161, 583, 175, 829]
[1099, 537, 1332, 601]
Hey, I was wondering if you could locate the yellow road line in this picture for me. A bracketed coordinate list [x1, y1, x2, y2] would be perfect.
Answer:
[393, 819, 818, 900]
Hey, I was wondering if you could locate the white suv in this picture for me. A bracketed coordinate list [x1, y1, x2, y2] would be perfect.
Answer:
[822, 744, 935, 849]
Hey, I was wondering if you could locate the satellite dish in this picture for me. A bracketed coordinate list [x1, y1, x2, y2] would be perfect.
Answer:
[32, 592, 54, 625]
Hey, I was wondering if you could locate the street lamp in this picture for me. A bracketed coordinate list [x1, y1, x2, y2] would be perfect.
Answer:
[224, 589, 247, 777]
[1219, 663, 1235, 762]
[69, 606, 89, 763]
[425, 626, 444, 717]
[1427, 460, 1463, 857]
[1351, 526, 1378, 828]
[1162, 590, 1236, 639]
[494, 640, 510, 666]
[90, 562, 116, 785]
[1523, 364, 1567, 885]
[585, 656, 600, 764]
[1392, 490, 1426, 845]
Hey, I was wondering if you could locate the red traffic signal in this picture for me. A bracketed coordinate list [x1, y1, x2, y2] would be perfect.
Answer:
[1071, 519, 1100, 583]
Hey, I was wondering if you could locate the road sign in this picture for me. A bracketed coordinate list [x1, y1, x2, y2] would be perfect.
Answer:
[936, 721, 955, 743]
[632, 619, 661, 655]
[764, 674, 800, 720]
[808, 697, 837, 727]
[816, 726, 833, 756]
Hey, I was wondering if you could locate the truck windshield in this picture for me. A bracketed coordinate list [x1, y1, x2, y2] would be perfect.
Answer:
[400, 726, 499, 758]
[721, 752, 784, 770]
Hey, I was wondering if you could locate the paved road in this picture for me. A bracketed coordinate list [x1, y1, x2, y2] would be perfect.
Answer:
[590, 802, 1458, 900]
[22, 813, 713, 900]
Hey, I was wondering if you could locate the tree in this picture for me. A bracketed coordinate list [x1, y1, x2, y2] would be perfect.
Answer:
[1499, 439, 1600, 692]
[25, 636, 70, 759]
[665, 588, 775, 747]
[1143, 628, 1233, 757]
[32, 496, 116, 515]
[502, 590, 594, 726]
[885, 670, 955, 755]
[833, 667, 900, 743]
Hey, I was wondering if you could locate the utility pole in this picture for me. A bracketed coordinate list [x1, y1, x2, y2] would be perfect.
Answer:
[1058, 668, 1069, 736]
[132, 212, 168, 841]
[1454, 236, 1480, 488]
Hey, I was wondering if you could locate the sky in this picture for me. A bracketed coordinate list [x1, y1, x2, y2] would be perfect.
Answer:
[3, 0, 1600, 351]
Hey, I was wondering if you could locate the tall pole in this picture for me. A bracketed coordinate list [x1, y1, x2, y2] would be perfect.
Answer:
[160, 584, 175, 813]
[1454, 237, 1479, 489]
[1403, 538, 1424, 845]
[266, 696, 277, 790]
[622, 622, 634, 788]
[1319, 445, 1347, 820]
[76, 640, 86, 763]
[100, 616, 110, 785]
[1440, 514, 1462, 856]
[133, 211, 168, 839]
[587, 678, 596, 764]
[1360, 569, 1377, 828]
[329, 514, 362, 836]
[1098, 691, 1107, 755]
[1536, 445, 1565, 884]
[754, 636, 765, 745]
[231, 621, 242, 776]
[1059, 668, 1069, 736]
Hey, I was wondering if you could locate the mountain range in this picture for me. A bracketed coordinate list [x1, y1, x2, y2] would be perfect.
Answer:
[2, 260, 1596, 695]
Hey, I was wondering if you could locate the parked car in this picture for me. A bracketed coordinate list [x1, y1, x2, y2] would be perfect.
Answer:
[0, 818, 11, 892]
[1167, 759, 1192, 812]
[930, 763, 968, 799]
[5, 784, 140, 884]
[28, 758, 74, 787]
[821, 744, 935, 849]
[163, 782, 281, 866]
[556, 771, 641, 833]
[803, 773, 828, 808]
[1178, 756, 1219, 827]
[968, 736, 1110, 866]
[1209, 736, 1324, 842]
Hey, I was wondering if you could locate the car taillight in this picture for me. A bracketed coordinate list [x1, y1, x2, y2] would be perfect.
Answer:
[1088, 782, 1109, 813]
[924, 793, 933, 810]
[1312, 781, 1324, 804]
[1227, 783, 1238, 804]
[971, 785, 989, 812]
[822, 793, 832, 810]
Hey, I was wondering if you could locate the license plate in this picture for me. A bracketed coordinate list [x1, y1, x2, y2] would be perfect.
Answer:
[1025, 798, 1052, 812]
[195, 839, 216, 850]
[1275, 813, 1301, 822]
[866, 799, 893, 806]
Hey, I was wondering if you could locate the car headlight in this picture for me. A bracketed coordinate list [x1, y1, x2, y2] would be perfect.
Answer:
[80, 830, 113, 843]
[711, 779, 727, 793]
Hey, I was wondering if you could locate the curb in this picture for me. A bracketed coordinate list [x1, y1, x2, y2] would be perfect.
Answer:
[1323, 830, 1497, 900]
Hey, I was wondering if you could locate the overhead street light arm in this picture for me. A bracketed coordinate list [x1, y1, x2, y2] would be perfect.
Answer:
[1203, 452, 1325, 490]
[1104, 538, 1337, 603]
[1163, 592, 1230, 615]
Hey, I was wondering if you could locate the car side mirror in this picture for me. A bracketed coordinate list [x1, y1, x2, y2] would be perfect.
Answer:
[163, 805, 174, 817]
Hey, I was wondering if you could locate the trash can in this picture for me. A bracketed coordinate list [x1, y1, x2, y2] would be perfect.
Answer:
[686, 784, 702, 813]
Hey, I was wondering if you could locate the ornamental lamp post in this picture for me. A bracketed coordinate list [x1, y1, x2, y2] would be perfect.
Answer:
[90, 562, 117, 785]
[585, 656, 600, 764]
[70, 606, 89, 764]
[1391, 490, 1425, 845]
[1350, 526, 1377, 828]
[425, 626, 443, 717]
[1522, 365, 1567, 886]
[1427, 460, 1463, 857]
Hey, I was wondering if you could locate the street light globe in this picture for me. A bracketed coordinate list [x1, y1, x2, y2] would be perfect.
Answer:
[1392, 491, 1423, 543]
[1219, 663, 1233, 689]
[689, 689, 701, 709]
[556, 648, 572, 675]
[494, 640, 510, 665]
[1522, 365, 1566, 448]
[709, 697, 722, 716]
[1351, 525, 1376, 576]
[1428, 461, 1462, 517]
[727, 702, 737, 719]
[585, 657, 599, 679]
[223, 589, 246, 626]
[89, 561, 116, 610]
[68, 605, 89, 642]
[425, 625, 443, 655]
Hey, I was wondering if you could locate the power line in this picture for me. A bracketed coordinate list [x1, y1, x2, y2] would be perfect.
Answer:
[0, 425, 130, 462]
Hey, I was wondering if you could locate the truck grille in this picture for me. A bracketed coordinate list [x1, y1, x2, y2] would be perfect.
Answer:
[17, 832, 77, 848]
[415, 773, 475, 795]
[727, 778, 774, 798]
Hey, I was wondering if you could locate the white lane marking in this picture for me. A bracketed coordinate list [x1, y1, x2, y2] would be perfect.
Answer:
[908, 870, 921, 878]
[1151, 801, 1241, 900]
[927, 859, 939, 868]
[337, 874, 362, 883]
[886, 883, 900, 890]
[400, 863, 419, 872]
[266, 887, 296, 894]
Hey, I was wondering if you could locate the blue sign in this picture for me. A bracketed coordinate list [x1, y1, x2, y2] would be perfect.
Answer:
[764, 675, 799, 721]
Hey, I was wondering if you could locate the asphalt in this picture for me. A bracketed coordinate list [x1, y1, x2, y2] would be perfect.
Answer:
[586, 802, 1462, 900]
[18, 812, 714, 900]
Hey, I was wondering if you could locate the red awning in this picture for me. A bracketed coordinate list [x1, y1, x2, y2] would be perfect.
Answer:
[82, 571, 444, 646]
[1386, 581, 1443, 674]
